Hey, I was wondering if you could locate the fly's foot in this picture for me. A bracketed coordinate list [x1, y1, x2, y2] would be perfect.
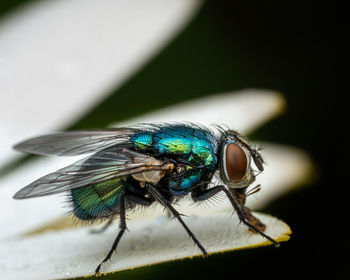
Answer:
[241, 207, 266, 233]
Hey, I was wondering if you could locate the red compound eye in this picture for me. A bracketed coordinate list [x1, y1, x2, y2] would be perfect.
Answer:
[225, 143, 248, 183]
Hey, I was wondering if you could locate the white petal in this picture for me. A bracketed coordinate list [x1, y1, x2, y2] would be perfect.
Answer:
[0, 212, 290, 280]
[0, 0, 203, 168]
[116, 89, 286, 134]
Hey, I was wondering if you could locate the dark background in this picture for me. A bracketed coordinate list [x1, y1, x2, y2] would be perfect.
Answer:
[1, 0, 342, 278]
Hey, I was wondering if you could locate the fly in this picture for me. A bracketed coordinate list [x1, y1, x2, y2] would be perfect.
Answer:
[13, 123, 279, 274]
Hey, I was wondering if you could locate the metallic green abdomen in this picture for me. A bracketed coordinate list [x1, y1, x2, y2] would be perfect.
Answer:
[70, 177, 125, 220]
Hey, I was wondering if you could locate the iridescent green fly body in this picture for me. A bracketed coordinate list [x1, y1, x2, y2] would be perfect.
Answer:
[13, 122, 279, 274]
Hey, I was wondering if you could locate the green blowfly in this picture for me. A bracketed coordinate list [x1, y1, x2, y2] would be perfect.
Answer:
[13, 122, 279, 274]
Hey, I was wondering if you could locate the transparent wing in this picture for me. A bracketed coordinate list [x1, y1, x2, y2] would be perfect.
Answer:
[13, 148, 173, 199]
[13, 128, 138, 156]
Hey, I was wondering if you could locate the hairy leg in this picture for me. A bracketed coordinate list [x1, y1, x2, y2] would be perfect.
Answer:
[95, 195, 127, 274]
[147, 184, 208, 255]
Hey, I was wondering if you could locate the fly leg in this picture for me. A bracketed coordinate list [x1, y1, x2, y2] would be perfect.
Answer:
[95, 190, 158, 274]
[191, 185, 279, 247]
[146, 184, 208, 256]
[95, 195, 127, 275]
[90, 218, 114, 234]
[230, 187, 266, 233]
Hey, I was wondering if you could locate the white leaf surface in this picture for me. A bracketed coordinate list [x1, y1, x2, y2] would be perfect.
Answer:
[0, 212, 291, 280]
[0, 90, 289, 239]
[0, 0, 203, 168]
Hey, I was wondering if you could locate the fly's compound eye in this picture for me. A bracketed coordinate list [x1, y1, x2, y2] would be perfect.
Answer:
[224, 143, 248, 183]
